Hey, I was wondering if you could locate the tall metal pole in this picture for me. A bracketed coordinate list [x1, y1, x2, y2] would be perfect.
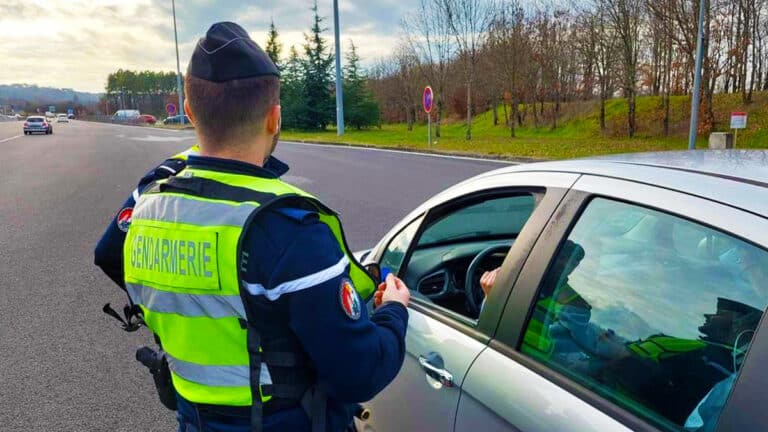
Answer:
[688, 0, 707, 150]
[333, 0, 345, 135]
[428, 112, 432, 148]
[172, 0, 185, 124]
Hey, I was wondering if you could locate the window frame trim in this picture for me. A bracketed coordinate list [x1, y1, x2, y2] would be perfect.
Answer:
[495, 175, 768, 432]
[375, 213, 426, 277]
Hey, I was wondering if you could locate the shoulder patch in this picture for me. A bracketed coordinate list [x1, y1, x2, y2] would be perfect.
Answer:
[116, 207, 133, 232]
[339, 279, 362, 320]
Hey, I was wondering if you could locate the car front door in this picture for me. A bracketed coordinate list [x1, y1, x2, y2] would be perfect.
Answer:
[455, 175, 768, 432]
[356, 172, 578, 432]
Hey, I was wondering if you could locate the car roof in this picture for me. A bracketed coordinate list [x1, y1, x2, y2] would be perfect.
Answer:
[452, 150, 768, 218]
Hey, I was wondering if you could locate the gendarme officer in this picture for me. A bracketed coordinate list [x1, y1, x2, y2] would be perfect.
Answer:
[98, 22, 410, 432]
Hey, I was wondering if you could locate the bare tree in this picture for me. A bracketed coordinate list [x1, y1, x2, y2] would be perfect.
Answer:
[592, 4, 619, 132]
[488, 1, 529, 137]
[576, 3, 618, 132]
[402, 0, 455, 137]
[605, 0, 644, 138]
[441, 0, 493, 140]
[647, 0, 676, 135]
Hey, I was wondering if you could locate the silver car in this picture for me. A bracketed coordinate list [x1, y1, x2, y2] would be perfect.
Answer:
[23, 116, 53, 135]
[356, 150, 768, 432]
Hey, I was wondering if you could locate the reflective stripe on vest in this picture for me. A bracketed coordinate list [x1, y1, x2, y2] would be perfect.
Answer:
[167, 353, 272, 387]
[127, 283, 246, 319]
[124, 165, 376, 407]
[131, 145, 200, 200]
[136, 193, 258, 226]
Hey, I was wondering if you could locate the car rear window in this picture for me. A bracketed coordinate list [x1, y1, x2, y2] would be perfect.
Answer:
[28, 118, 43, 122]
[520, 198, 768, 431]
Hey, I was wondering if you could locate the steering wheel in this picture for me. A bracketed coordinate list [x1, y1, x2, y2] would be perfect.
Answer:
[465, 244, 512, 317]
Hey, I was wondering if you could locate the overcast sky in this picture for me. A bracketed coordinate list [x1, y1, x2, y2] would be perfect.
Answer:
[0, 0, 410, 93]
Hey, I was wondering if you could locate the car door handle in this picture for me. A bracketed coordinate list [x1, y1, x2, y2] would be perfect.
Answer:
[418, 353, 454, 387]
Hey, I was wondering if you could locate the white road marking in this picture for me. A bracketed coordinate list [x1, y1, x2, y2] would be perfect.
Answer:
[127, 135, 196, 142]
[280, 140, 516, 164]
[0, 135, 22, 144]
[282, 175, 313, 186]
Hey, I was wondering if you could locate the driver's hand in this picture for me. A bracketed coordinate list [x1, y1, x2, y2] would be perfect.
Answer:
[375, 274, 410, 309]
[480, 268, 501, 299]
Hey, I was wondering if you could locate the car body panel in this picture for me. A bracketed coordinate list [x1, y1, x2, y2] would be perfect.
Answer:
[456, 347, 632, 432]
[357, 307, 488, 432]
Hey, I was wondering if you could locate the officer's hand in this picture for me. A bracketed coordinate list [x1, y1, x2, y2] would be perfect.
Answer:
[376, 273, 410, 308]
[480, 268, 501, 299]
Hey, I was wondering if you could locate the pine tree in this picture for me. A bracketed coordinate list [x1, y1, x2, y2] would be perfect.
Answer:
[300, 0, 335, 130]
[342, 41, 380, 130]
[281, 46, 304, 129]
[265, 20, 282, 70]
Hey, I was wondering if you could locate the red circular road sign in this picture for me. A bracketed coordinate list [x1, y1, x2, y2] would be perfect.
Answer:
[166, 103, 177, 116]
[423, 86, 434, 114]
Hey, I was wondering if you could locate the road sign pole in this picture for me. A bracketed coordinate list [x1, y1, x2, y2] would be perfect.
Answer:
[172, 0, 185, 125]
[428, 112, 432, 149]
[735, 128, 738, 148]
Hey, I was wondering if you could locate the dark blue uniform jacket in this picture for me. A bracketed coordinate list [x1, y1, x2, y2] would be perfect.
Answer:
[94, 155, 408, 432]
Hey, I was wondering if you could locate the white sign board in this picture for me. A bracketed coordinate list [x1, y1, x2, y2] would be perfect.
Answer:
[730, 112, 747, 129]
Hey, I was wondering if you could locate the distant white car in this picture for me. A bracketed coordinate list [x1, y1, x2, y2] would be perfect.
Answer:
[56, 114, 69, 123]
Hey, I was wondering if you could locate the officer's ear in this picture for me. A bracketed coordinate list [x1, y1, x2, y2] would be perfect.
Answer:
[183, 99, 196, 125]
[265, 105, 281, 135]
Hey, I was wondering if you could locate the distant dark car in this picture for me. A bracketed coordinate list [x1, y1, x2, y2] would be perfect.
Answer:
[23, 116, 53, 135]
[163, 115, 190, 125]
[67, 113, 75, 119]
[138, 114, 157, 125]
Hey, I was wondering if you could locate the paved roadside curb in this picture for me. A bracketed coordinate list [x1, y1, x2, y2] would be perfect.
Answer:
[280, 138, 545, 163]
[132, 122, 543, 163]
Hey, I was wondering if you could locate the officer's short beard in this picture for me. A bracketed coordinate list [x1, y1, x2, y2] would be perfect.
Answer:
[266, 117, 281, 160]
[264, 130, 280, 161]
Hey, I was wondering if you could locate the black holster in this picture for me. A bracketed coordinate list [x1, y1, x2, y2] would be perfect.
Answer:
[136, 346, 178, 411]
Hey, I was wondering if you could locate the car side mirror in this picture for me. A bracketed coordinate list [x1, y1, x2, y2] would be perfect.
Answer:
[364, 263, 382, 285]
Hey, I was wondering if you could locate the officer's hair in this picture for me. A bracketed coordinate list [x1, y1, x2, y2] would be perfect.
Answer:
[185, 74, 280, 146]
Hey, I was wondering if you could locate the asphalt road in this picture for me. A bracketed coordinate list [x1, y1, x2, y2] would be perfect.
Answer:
[0, 120, 506, 431]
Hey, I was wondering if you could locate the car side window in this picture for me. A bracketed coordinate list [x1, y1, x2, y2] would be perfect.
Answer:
[520, 198, 768, 431]
[399, 193, 538, 321]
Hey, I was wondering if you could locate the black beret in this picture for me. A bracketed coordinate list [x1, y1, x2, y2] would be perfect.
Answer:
[188, 22, 279, 82]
